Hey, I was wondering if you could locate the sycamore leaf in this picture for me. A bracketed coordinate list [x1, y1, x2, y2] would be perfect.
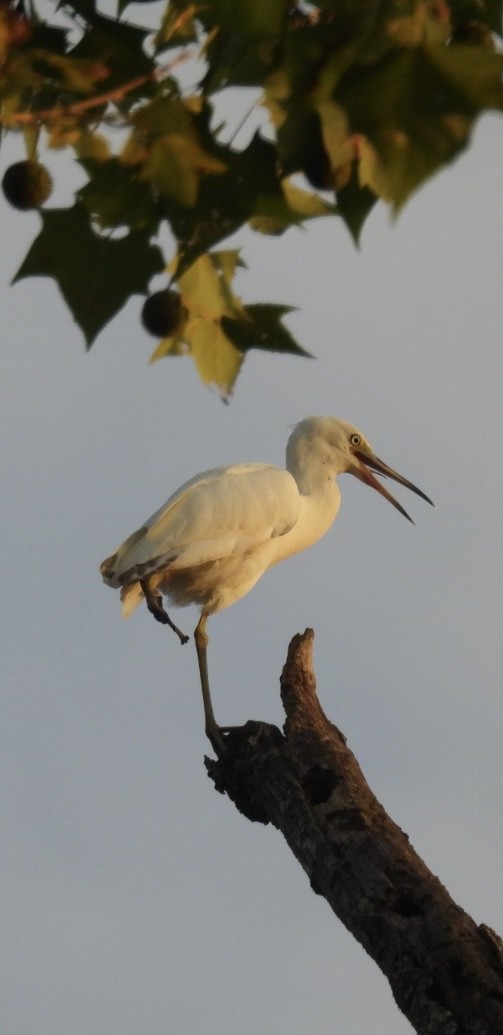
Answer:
[175, 251, 246, 321]
[78, 158, 159, 231]
[384, 1, 451, 47]
[317, 100, 354, 171]
[450, 0, 503, 36]
[3, 0, 503, 378]
[132, 96, 192, 137]
[211, 249, 244, 280]
[336, 164, 377, 245]
[250, 178, 336, 234]
[28, 20, 68, 54]
[425, 43, 503, 109]
[149, 250, 247, 395]
[13, 204, 164, 346]
[222, 304, 311, 357]
[150, 253, 306, 395]
[131, 97, 227, 208]
[178, 318, 244, 398]
[200, 0, 291, 90]
[69, 12, 153, 87]
[199, 0, 291, 35]
[280, 181, 335, 219]
[69, 0, 98, 18]
[339, 44, 503, 208]
[28, 50, 110, 92]
[46, 119, 82, 149]
[167, 132, 287, 268]
[141, 134, 227, 207]
[153, 2, 199, 50]
[150, 317, 244, 399]
[73, 128, 111, 161]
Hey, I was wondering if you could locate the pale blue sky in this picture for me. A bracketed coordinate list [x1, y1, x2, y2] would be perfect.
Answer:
[1, 89, 503, 1034]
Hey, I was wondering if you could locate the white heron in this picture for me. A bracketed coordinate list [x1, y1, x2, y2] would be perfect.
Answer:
[100, 417, 432, 749]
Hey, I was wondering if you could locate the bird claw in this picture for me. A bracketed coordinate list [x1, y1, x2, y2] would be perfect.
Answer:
[206, 724, 227, 755]
[140, 580, 189, 643]
[153, 608, 188, 645]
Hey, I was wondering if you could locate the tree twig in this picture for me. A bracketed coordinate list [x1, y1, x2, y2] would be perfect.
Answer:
[0, 51, 192, 127]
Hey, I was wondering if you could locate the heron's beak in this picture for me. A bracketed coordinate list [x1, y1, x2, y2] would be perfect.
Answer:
[352, 449, 434, 523]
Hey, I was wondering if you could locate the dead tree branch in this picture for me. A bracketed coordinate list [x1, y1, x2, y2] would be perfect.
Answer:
[206, 629, 503, 1035]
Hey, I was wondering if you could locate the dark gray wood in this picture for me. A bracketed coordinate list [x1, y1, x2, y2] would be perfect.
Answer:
[206, 630, 503, 1035]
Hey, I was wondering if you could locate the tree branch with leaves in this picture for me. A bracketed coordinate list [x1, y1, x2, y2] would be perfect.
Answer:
[1, 0, 502, 395]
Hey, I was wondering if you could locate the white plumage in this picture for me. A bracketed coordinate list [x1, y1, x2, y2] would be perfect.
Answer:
[102, 464, 301, 614]
[100, 417, 432, 749]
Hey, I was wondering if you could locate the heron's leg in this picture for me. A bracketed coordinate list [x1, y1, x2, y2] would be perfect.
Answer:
[194, 614, 224, 752]
[140, 578, 189, 645]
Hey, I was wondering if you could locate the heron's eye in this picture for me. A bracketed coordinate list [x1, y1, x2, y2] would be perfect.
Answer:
[349, 434, 361, 446]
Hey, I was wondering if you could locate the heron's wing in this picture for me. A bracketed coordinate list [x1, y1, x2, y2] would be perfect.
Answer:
[101, 463, 300, 586]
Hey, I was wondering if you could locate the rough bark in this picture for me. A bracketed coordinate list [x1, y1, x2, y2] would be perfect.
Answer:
[206, 629, 503, 1035]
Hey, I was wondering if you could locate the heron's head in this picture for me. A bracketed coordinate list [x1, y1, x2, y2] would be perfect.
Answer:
[288, 417, 433, 522]
[338, 418, 434, 522]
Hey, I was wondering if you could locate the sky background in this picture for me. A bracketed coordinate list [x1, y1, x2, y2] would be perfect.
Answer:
[1, 44, 503, 1035]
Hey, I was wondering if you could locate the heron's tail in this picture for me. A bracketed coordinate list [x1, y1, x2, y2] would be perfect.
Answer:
[120, 581, 144, 618]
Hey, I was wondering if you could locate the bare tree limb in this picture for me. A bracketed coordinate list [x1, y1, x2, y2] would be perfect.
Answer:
[206, 629, 503, 1035]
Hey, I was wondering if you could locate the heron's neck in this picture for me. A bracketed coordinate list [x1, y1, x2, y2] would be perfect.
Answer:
[286, 436, 341, 498]
[272, 460, 341, 564]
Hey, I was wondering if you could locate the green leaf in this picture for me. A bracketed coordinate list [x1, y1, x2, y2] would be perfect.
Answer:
[150, 245, 248, 396]
[200, 0, 291, 91]
[451, 0, 503, 36]
[13, 204, 164, 346]
[250, 178, 336, 235]
[132, 95, 191, 137]
[175, 250, 246, 320]
[336, 165, 377, 246]
[222, 304, 311, 357]
[152, 1, 199, 51]
[150, 251, 309, 395]
[69, 0, 99, 18]
[29, 50, 105, 93]
[164, 132, 284, 271]
[151, 317, 245, 399]
[199, 0, 291, 35]
[3, 0, 503, 390]
[281, 180, 337, 219]
[77, 158, 160, 231]
[28, 21, 69, 55]
[425, 43, 503, 110]
[141, 134, 227, 207]
[338, 43, 503, 208]
[129, 97, 227, 208]
[69, 11, 153, 89]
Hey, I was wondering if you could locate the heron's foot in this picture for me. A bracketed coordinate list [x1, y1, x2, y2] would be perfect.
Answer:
[206, 721, 266, 755]
[140, 580, 189, 644]
[171, 622, 190, 645]
[205, 720, 227, 755]
[219, 723, 259, 737]
[153, 605, 189, 645]
[219, 721, 274, 745]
